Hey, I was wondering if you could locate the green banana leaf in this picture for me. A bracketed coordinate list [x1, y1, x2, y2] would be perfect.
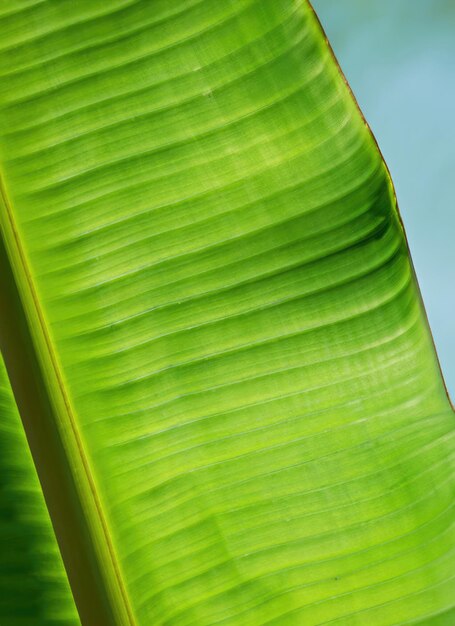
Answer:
[0, 354, 79, 625]
[0, 0, 454, 624]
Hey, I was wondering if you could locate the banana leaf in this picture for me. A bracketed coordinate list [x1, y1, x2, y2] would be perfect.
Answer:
[0, 0, 454, 624]
[0, 355, 79, 624]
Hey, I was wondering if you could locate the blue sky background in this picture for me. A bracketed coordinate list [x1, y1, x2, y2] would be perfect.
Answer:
[312, 0, 455, 399]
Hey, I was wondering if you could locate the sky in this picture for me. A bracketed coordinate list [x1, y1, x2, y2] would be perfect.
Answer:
[312, 0, 455, 399]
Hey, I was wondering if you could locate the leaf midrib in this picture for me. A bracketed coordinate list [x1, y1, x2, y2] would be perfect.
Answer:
[0, 172, 136, 626]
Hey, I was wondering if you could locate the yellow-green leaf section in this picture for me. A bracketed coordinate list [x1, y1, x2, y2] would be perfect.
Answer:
[0, 0, 454, 624]
[0, 354, 79, 625]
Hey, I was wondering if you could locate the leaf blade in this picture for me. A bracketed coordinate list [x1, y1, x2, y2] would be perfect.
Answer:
[0, 1, 454, 624]
[0, 353, 79, 625]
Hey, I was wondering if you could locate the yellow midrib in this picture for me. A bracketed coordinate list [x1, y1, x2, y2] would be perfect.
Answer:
[0, 173, 137, 626]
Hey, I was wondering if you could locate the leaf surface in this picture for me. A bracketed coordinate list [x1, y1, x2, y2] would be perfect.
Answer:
[0, 354, 79, 625]
[0, 1, 454, 624]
